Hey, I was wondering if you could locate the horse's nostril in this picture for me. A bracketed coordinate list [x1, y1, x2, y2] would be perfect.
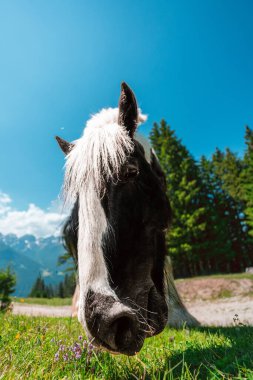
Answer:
[112, 315, 135, 350]
[97, 308, 143, 355]
[85, 293, 144, 354]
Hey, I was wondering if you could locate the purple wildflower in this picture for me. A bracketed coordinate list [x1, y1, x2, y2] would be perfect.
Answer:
[59, 344, 66, 352]
[53, 336, 96, 363]
[72, 343, 81, 353]
[75, 352, 82, 359]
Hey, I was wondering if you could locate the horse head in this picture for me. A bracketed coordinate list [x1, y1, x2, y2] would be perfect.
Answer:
[56, 83, 189, 355]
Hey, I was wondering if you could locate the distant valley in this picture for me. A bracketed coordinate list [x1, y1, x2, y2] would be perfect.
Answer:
[0, 233, 69, 296]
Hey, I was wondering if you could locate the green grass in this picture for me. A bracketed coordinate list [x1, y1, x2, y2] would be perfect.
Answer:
[215, 289, 233, 299]
[1, 314, 253, 379]
[175, 272, 253, 282]
[12, 297, 72, 306]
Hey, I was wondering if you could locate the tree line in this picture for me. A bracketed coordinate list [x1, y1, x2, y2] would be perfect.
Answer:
[29, 273, 75, 298]
[150, 121, 253, 277]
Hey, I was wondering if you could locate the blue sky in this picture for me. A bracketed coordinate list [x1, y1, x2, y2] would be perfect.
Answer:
[0, 0, 253, 233]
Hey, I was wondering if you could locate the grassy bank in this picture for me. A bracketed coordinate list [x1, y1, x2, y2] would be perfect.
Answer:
[11, 273, 253, 307]
[175, 272, 253, 282]
[0, 314, 253, 379]
[12, 297, 72, 306]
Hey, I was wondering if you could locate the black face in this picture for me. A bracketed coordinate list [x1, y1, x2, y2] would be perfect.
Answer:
[85, 140, 172, 354]
[59, 82, 172, 355]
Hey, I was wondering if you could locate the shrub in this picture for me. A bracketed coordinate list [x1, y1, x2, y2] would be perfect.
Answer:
[0, 267, 16, 311]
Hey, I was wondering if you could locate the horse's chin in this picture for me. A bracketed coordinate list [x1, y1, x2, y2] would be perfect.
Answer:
[93, 340, 144, 356]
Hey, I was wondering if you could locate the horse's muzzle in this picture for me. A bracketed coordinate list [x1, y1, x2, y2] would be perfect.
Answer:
[84, 290, 144, 355]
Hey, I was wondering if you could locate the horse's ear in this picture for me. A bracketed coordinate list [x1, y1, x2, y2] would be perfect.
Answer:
[55, 136, 74, 155]
[118, 82, 138, 138]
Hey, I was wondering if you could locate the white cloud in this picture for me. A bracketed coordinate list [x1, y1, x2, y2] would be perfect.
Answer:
[0, 192, 12, 204]
[0, 191, 67, 238]
[0, 191, 12, 215]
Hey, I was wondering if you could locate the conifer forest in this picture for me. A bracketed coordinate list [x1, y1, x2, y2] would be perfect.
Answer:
[150, 121, 253, 277]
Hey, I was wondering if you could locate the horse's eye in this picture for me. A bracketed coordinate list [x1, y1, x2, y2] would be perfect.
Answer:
[122, 165, 139, 181]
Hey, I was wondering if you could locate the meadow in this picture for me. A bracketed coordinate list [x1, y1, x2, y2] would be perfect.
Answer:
[176, 273, 253, 282]
[12, 297, 72, 306]
[0, 313, 253, 380]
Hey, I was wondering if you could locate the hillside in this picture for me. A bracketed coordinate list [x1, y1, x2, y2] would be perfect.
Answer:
[0, 233, 68, 296]
[176, 273, 253, 302]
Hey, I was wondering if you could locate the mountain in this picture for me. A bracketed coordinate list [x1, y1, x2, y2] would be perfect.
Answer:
[0, 233, 69, 297]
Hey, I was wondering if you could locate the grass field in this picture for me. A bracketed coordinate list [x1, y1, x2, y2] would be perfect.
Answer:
[12, 297, 72, 306]
[1, 313, 253, 379]
[175, 273, 253, 282]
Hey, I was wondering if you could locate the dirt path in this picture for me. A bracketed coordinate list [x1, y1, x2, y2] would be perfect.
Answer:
[13, 303, 72, 318]
[13, 296, 253, 326]
[12, 278, 253, 326]
[186, 296, 253, 326]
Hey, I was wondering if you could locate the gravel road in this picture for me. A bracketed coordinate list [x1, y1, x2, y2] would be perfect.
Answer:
[13, 296, 253, 326]
[186, 296, 253, 326]
[13, 303, 72, 318]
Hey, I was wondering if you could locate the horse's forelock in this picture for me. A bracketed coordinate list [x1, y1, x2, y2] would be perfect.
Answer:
[64, 110, 135, 203]
[63, 107, 148, 204]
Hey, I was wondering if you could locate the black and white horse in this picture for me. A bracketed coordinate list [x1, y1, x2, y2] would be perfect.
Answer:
[56, 83, 198, 355]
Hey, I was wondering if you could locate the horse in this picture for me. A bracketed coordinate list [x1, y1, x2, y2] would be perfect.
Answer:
[56, 82, 198, 356]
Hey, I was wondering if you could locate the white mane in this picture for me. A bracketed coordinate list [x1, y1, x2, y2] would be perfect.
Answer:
[64, 107, 148, 203]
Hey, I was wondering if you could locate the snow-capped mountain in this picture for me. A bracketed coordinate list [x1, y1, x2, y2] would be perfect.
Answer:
[0, 233, 69, 296]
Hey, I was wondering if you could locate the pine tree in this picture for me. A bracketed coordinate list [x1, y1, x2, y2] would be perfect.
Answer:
[150, 120, 208, 276]
[212, 148, 251, 270]
[242, 126, 253, 238]
[200, 153, 240, 272]
[47, 284, 55, 299]
[58, 281, 65, 298]
[29, 275, 47, 298]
